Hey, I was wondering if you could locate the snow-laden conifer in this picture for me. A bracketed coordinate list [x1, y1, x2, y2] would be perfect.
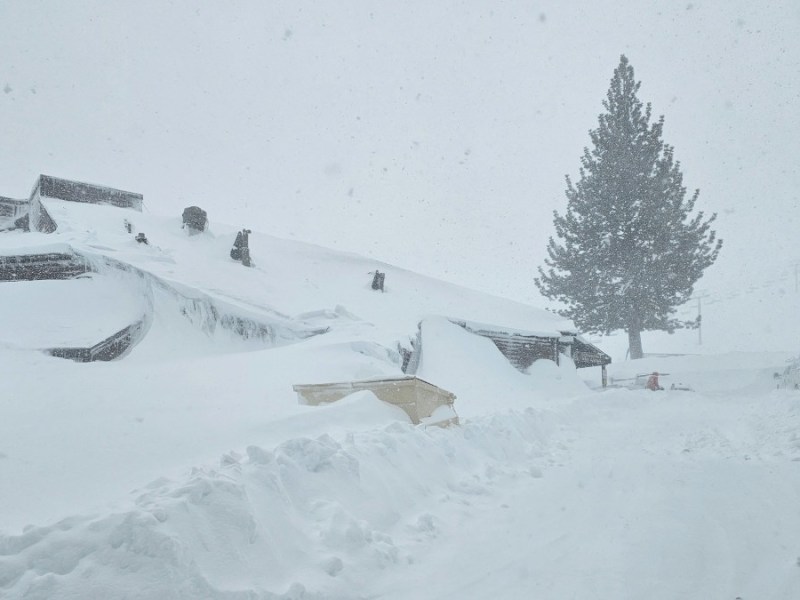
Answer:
[536, 55, 722, 359]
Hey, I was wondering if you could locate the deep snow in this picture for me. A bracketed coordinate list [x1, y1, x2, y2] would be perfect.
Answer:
[1, 202, 799, 599]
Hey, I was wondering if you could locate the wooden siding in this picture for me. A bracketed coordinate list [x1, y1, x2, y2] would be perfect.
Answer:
[0, 197, 27, 218]
[570, 336, 612, 367]
[28, 189, 57, 233]
[0, 253, 91, 282]
[37, 174, 143, 211]
[488, 332, 560, 370]
[452, 319, 611, 371]
[48, 319, 146, 362]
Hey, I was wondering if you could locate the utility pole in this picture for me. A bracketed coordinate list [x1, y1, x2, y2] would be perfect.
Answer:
[698, 296, 703, 345]
[691, 293, 710, 346]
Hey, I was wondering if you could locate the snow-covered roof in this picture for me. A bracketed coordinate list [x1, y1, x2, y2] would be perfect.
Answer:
[11, 198, 575, 344]
[452, 317, 575, 341]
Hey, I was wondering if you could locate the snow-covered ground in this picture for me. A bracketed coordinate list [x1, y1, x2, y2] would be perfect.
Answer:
[1, 203, 799, 598]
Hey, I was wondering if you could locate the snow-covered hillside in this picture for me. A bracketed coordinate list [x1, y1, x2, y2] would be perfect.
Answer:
[1, 202, 799, 599]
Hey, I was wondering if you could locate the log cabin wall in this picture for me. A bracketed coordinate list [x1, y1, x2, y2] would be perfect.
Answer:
[37, 175, 143, 211]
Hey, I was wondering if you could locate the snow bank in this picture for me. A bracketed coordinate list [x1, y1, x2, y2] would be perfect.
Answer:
[0, 409, 555, 599]
[0, 336, 406, 532]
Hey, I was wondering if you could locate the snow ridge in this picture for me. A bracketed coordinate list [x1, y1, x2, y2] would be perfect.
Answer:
[0, 409, 554, 599]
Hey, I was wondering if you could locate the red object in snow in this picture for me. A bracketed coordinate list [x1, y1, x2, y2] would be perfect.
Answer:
[645, 372, 662, 391]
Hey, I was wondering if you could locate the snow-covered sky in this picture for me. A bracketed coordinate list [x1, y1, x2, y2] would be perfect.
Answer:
[1, 0, 798, 305]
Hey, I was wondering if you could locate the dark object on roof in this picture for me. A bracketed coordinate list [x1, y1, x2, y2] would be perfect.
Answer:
[35, 174, 143, 211]
[371, 270, 385, 292]
[230, 229, 252, 267]
[182, 206, 208, 233]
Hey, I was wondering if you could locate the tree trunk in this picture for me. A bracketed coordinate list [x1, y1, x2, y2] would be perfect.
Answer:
[627, 327, 644, 359]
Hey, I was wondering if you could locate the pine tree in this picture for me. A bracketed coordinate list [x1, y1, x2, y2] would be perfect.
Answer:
[535, 55, 722, 359]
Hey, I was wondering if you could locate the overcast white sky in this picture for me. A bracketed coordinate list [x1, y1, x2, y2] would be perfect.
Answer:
[1, 0, 798, 305]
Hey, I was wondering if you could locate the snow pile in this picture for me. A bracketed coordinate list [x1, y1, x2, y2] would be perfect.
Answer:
[4, 370, 798, 599]
[0, 408, 555, 599]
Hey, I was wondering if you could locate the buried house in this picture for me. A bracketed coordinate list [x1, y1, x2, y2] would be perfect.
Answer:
[0, 174, 144, 282]
[2, 174, 143, 233]
[452, 318, 611, 372]
[399, 318, 612, 386]
[0, 175, 149, 360]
